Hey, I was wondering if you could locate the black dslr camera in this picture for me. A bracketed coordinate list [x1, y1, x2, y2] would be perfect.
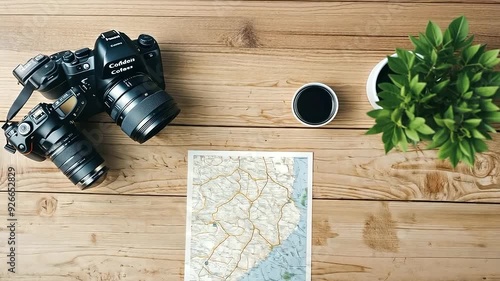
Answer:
[2, 30, 180, 189]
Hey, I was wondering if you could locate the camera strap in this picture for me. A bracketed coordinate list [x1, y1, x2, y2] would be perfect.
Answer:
[2, 82, 36, 130]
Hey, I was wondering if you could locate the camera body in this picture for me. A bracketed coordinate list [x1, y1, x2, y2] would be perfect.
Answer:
[4, 86, 89, 161]
[4, 86, 108, 188]
[3, 30, 180, 188]
[12, 30, 166, 120]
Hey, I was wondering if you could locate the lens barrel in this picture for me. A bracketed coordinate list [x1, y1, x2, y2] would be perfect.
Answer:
[46, 125, 107, 189]
[104, 74, 180, 143]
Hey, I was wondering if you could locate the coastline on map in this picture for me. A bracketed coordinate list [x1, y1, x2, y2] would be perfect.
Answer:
[239, 156, 311, 281]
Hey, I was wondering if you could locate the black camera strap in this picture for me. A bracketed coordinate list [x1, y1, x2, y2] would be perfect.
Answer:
[2, 82, 36, 130]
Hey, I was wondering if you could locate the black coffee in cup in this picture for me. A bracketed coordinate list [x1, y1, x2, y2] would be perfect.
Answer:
[292, 83, 338, 127]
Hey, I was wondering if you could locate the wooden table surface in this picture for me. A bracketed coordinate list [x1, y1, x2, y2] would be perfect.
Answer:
[1, 1, 500, 280]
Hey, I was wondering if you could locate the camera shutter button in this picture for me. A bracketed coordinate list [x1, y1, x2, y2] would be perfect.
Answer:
[18, 123, 31, 136]
[138, 34, 155, 48]
[62, 51, 75, 63]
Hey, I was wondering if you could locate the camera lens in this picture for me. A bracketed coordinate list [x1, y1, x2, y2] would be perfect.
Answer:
[45, 125, 108, 189]
[104, 74, 180, 143]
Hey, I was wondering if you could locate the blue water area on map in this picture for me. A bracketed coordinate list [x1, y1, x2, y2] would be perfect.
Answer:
[240, 157, 309, 281]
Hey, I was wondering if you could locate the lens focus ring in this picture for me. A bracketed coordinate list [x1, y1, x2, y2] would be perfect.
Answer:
[45, 124, 107, 188]
[103, 74, 180, 143]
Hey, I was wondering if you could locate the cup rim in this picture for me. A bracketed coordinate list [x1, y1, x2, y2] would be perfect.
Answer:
[291, 82, 339, 127]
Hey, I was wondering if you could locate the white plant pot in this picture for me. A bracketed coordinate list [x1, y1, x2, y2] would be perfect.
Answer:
[366, 54, 397, 110]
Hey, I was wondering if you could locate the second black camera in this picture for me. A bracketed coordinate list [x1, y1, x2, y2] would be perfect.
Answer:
[3, 30, 180, 188]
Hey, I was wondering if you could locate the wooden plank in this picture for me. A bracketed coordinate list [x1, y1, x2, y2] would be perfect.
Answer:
[1, 7, 499, 52]
[0, 49, 397, 129]
[0, 193, 499, 280]
[1, 1, 500, 17]
[0, 12, 499, 128]
[1, 125, 499, 202]
[2, 49, 499, 129]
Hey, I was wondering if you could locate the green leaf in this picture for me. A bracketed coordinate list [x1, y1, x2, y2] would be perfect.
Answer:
[388, 56, 408, 75]
[396, 49, 416, 68]
[378, 89, 403, 103]
[428, 128, 449, 149]
[462, 44, 481, 63]
[409, 117, 425, 130]
[411, 82, 427, 96]
[447, 16, 469, 46]
[382, 124, 394, 141]
[449, 144, 460, 167]
[421, 93, 437, 103]
[479, 49, 500, 68]
[482, 123, 497, 133]
[463, 91, 473, 100]
[456, 34, 475, 50]
[431, 49, 438, 64]
[464, 119, 482, 128]
[395, 127, 408, 152]
[482, 111, 500, 123]
[457, 73, 470, 94]
[473, 138, 488, 153]
[456, 104, 473, 113]
[384, 141, 394, 154]
[438, 139, 454, 159]
[379, 83, 401, 94]
[377, 98, 402, 109]
[410, 35, 431, 56]
[414, 62, 430, 74]
[405, 128, 420, 142]
[366, 123, 385, 135]
[480, 99, 500, 112]
[487, 72, 500, 85]
[392, 126, 399, 145]
[434, 116, 445, 127]
[462, 153, 475, 167]
[367, 109, 382, 119]
[426, 21, 443, 47]
[471, 72, 483, 83]
[406, 109, 415, 120]
[389, 74, 407, 88]
[475, 86, 499, 97]
[432, 80, 450, 93]
[373, 109, 391, 120]
[410, 75, 419, 89]
[472, 129, 486, 140]
[416, 124, 436, 135]
[391, 108, 403, 123]
[443, 29, 452, 46]
[444, 119, 456, 130]
[444, 106, 454, 120]
[435, 63, 453, 70]
[459, 140, 471, 157]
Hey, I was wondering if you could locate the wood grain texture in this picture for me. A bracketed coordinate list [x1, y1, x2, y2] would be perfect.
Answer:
[1, 48, 499, 129]
[0, 5, 499, 128]
[1, 1, 500, 279]
[2, 1, 500, 17]
[1, 125, 499, 202]
[0, 193, 499, 280]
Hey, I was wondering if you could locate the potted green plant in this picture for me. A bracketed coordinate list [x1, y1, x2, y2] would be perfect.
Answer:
[366, 16, 500, 167]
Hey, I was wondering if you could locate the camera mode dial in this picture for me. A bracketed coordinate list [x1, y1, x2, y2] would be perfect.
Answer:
[62, 51, 76, 63]
[138, 34, 155, 48]
[18, 123, 31, 136]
